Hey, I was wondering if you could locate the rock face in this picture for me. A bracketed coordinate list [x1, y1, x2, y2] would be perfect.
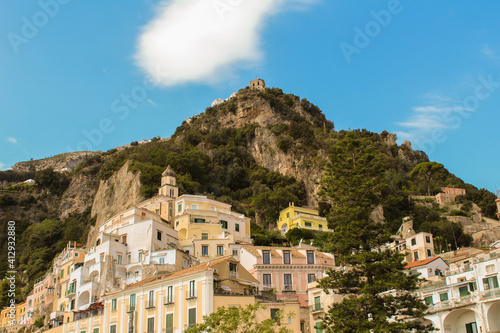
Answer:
[91, 160, 144, 229]
[58, 171, 99, 219]
[12, 152, 98, 172]
[208, 96, 327, 206]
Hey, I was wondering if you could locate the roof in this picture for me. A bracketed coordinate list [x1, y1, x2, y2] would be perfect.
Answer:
[405, 257, 442, 269]
[104, 256, 238, 296]
[162, 165, 175, 177]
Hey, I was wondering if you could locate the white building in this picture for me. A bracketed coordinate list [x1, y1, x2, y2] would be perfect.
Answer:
[417, 249, 500, 332]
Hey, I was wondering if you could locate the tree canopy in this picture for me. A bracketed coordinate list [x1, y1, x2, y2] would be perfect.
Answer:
[318, 132, 433, 332]
[184, 303, 293, 333]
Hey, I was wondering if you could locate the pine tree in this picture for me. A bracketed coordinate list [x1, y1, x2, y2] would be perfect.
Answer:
[318, 131, 433, 332]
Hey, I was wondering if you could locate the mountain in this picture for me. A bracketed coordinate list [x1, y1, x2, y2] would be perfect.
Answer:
[0, 84, 498, 294]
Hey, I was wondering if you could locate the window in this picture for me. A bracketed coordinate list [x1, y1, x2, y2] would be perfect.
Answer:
[307, 251, 315, 264]
[314, 296, 321, 311]
[201, 233, 208, 240]
[202, 246, 209, 256]
[139, 252, 144, 262]
[117, 255, 122, 265]
[319, 224, 323, 229]
[263, 274, 271, 286]
[235, 224, 240, 232]
[263, 251, 270, 264]
[127, 254, 131, 264]
[286, 212, 290, 218]
[194, 218, 205, 223]
[177, 204, 182, 212]
[413, 251, 419, 261]
[217, 246, 223, 256]
[192, 204, 199, 210]
[459, 286, 470, 297]
[60, 270, 64, 279]
[159, 258, 164, 264]
[308, 274, 316, 283]
[426, 236, 431, 243]
[189, 280, 196, 298]
[465, 322, 478, 333]
[148, 290, 155, 307]
[93, 329, 99, 333]
[483, 276, 499, 290]
[110, 325, 116, 333]
[305, 222, 312, 227]
[283, 251, 291, 264]
[157, 231, 162, 241]
[166, 313, 174, 333]
[155, 209, 160, 214]
[284, 274, 292, 289]
[111, 299, 117, 311]
[129, 294, 136, 311]
[440, 292, 449, 302]
[424, 295, 433, 305]
[229, 263, 237, 273]
[166, 286, 173, 303]
[469, 282, 477, 292]
[220, 220, 228, 229]
[188, 308, 196, 327]
[315, 322, 323, 333]
[486, 264, 496, 273]
[270, 308, 280, 322]
[232, 250, 238, 256]
[70, 299, 75, 310]
[147, 317, 154, 333]
[411, 238, 417, 246]
[427, 249, 432, 258]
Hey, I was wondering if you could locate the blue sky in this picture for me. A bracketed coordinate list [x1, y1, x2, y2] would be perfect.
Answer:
[0, 0, 499, 195]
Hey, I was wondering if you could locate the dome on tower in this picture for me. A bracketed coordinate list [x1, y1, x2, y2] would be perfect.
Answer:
[162, 165, 176, 177]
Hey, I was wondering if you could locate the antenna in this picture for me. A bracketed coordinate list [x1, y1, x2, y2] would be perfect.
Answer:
[496, 185, 499, 198]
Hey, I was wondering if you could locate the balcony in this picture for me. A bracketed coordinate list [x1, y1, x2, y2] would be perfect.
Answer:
[164, 296, 175, 306]
[480, 288, 500, 301]
[445, 266, 473, 276]
[65, 287, 76, 297]
[427, 293, 479, 312]
[186, 289, 197, 300]
[309, 305, 323, 314]
[282, 284, 296, 292]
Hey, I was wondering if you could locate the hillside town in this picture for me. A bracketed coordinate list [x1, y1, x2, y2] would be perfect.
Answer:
[2, 166, 500, 333]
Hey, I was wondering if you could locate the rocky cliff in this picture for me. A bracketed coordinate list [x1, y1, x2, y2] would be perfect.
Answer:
[12, 151, 99, 172]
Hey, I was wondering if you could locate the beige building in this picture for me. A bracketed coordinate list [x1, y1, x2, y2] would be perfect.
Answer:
[496, 198, 500, 219]
[174, 194, 252, 261]
[44, 257, 301, 333]
[390, 218, 436, 262]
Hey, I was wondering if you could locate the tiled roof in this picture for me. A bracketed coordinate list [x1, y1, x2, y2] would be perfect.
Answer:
[105, 256, 237, 296]
[405, 257, 440, 269]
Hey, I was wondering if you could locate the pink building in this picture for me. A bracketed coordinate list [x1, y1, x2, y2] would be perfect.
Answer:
[238, 245, 336, 307]
[441, 187, 466, 196]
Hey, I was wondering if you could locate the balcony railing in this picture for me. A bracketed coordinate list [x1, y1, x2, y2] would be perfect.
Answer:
[427, 293, 478, 312]
[282, 284, 296, 292]
[186, 289, 197, 300]
[309, 305, 323, 313]
[480, 288, 500, 301]
[445, 266, 473, 276]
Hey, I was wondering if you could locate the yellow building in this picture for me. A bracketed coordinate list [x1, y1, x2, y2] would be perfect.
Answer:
[277, 203, 331, 234]
[0, 301, 28, 331]
[44, 257, 301, 333]
[174, 195, 252, 261]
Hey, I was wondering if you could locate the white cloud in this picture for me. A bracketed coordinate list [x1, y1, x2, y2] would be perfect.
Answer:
[7, 137, 17, 144]
[135, 0, 314, 86]
[0, 162, 5, 169]
[483, 44, 497, 59]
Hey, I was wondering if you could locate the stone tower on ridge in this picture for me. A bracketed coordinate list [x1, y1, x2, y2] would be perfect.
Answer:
[250, 78, 265, 90]
[158, 165, 178, 198]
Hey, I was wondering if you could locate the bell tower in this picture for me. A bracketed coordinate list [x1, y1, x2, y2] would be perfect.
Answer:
[159, 165, 178, 198]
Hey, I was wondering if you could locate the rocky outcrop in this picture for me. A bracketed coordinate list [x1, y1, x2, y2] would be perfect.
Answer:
[58, 171, 99, 219]
[12, 152, 98, 172]
[90, 160, 144, 229]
